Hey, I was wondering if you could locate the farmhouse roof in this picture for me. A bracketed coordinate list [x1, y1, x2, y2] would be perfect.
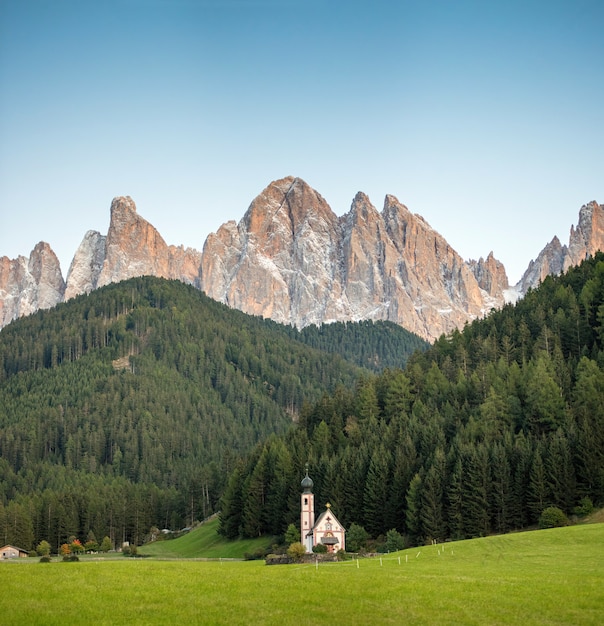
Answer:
[1, 544, 28, 555]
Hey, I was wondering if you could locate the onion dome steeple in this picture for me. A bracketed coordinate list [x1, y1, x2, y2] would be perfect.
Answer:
[301, 464, 314, 493]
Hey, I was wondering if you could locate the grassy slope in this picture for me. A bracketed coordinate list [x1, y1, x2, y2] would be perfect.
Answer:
[139, 510, 604, 560]
[1, 524, 602, 625]
[137, 517, 274, 559]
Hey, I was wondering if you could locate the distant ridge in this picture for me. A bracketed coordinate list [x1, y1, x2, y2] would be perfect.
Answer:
[1, 177, 602, 341]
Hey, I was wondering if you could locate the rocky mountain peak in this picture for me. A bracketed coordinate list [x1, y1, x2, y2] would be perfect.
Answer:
[243, 176, 336, 237]
[201, 176, 343, 326]
[349, 192, 379, 222]
[517, 236, 566, 293]
[64, 230, 107, 300]
[201, 179, 502, 340]
[2, 180, 603, 342]
[94, 195, 201, 290]
[110, 195, 137, 217]
[517, 201, 603, 292]
[565, 200, 604, 271]
[0, 242, 65, 328]
[468, 251, 509, 298]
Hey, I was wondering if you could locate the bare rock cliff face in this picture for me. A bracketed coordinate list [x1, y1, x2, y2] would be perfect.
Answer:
[201, 177, 343, 326]
[64, 230, 107, 300]
[469, 252, 509, 298]
[565, 201, 604, 271]
[1, 180, 602, 342]
[97, 196, 201, 289]
[64, 196, 202, 301]
[201, 177, 507, 340]
[0, 243, 65, 327]
[517, 236, 566, 294]
[518, 201, 604, 292]
[2, 196, 202, 327]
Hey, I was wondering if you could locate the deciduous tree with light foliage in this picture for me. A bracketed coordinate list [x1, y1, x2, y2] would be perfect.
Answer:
[284, 523, 299, 546]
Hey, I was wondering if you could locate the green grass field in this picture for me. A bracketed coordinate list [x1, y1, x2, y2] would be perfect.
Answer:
[137, 517, 274, 559]
[1, 524, 602, 625]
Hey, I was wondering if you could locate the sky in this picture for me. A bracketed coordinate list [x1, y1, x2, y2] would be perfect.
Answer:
[1, 0, 603, 285]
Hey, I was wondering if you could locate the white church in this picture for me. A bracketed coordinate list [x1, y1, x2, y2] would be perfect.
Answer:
[300, 468, 346, 553]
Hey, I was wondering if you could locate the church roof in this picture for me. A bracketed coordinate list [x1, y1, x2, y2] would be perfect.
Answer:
[312, 503, 345, 532]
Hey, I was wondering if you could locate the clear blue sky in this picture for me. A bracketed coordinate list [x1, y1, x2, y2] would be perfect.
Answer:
[1, 0, 603, 284]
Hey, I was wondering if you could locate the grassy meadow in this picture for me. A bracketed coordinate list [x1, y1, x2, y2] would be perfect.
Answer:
[1, 523, 602, 625]
[137, 517, 274, 559]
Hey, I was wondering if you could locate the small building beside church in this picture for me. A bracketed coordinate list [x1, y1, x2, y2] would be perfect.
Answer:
[300, 469, 345, 553]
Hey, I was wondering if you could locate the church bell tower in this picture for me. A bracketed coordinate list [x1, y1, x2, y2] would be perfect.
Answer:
[300, 465, 315, 552]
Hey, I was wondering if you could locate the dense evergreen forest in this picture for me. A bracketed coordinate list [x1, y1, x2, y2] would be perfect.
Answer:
[0, 277, 425, 551]
[219, 255, 604, 545]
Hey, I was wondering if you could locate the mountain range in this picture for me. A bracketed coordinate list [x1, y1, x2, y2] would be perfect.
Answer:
[1, 176, 602, 341]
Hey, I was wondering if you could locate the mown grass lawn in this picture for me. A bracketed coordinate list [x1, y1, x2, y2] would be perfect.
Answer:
[0, 524, 602, 625]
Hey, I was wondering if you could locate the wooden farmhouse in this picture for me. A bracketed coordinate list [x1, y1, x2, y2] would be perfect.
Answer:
[300, 469, 346, 553]
[1, 545, 28, 559]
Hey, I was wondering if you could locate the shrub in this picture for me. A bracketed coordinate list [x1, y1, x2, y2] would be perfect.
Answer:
[574, 497, 594, 517]
[539, 506, 568, 529]
[312, 543, 327, 554]
[123, 544, 138, 557]
[62, 554, 80, 562]
[384, 529, 405, 553]
[286, 542, 306, 562]
[29, 550, 38, 558]
[270, 543, 287, 555]
[37, 540, 51, 557]
[99, 536, 112, 552]
[244, 547, 268, 561]
[84, 540, 99, 553]
[39, 555, 52, 563]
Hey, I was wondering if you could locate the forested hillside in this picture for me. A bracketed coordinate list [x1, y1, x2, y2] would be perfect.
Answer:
[296, 320, 428, 372]
[0, 277, 425, 551]
[219, 255, 604, 545]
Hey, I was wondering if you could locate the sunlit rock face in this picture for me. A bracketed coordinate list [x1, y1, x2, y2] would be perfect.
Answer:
[1, 181, 601, 343]
[200, 176, 507, 341]
[0, 242, 65, 327]
[201, 176, 344, 328]
[517, 201, 604, 293]
[64, 230, 106, 300]
[96, 196, 201, 289]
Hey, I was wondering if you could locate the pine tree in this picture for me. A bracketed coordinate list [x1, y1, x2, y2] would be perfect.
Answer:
[405, 472, 423, 545]
[446, 454, 464, 540]
[510, 433, 532, 529]
[528, 446, 548, 523]
[544, 431, 575, 513]
[525, 357, 566, 434]
[420, 449, 446, 542]
[489, 440, 513, 533]
[460, 444, 489, 538]
[384, 434, 416, 531]
[573, 357, 604, 503]
[241, 450, 268, 538]
[363, 447, 392, 537]
[218, 464, 244, 539]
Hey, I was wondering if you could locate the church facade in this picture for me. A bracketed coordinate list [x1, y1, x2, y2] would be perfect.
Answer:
[300, 469, 346, 553]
